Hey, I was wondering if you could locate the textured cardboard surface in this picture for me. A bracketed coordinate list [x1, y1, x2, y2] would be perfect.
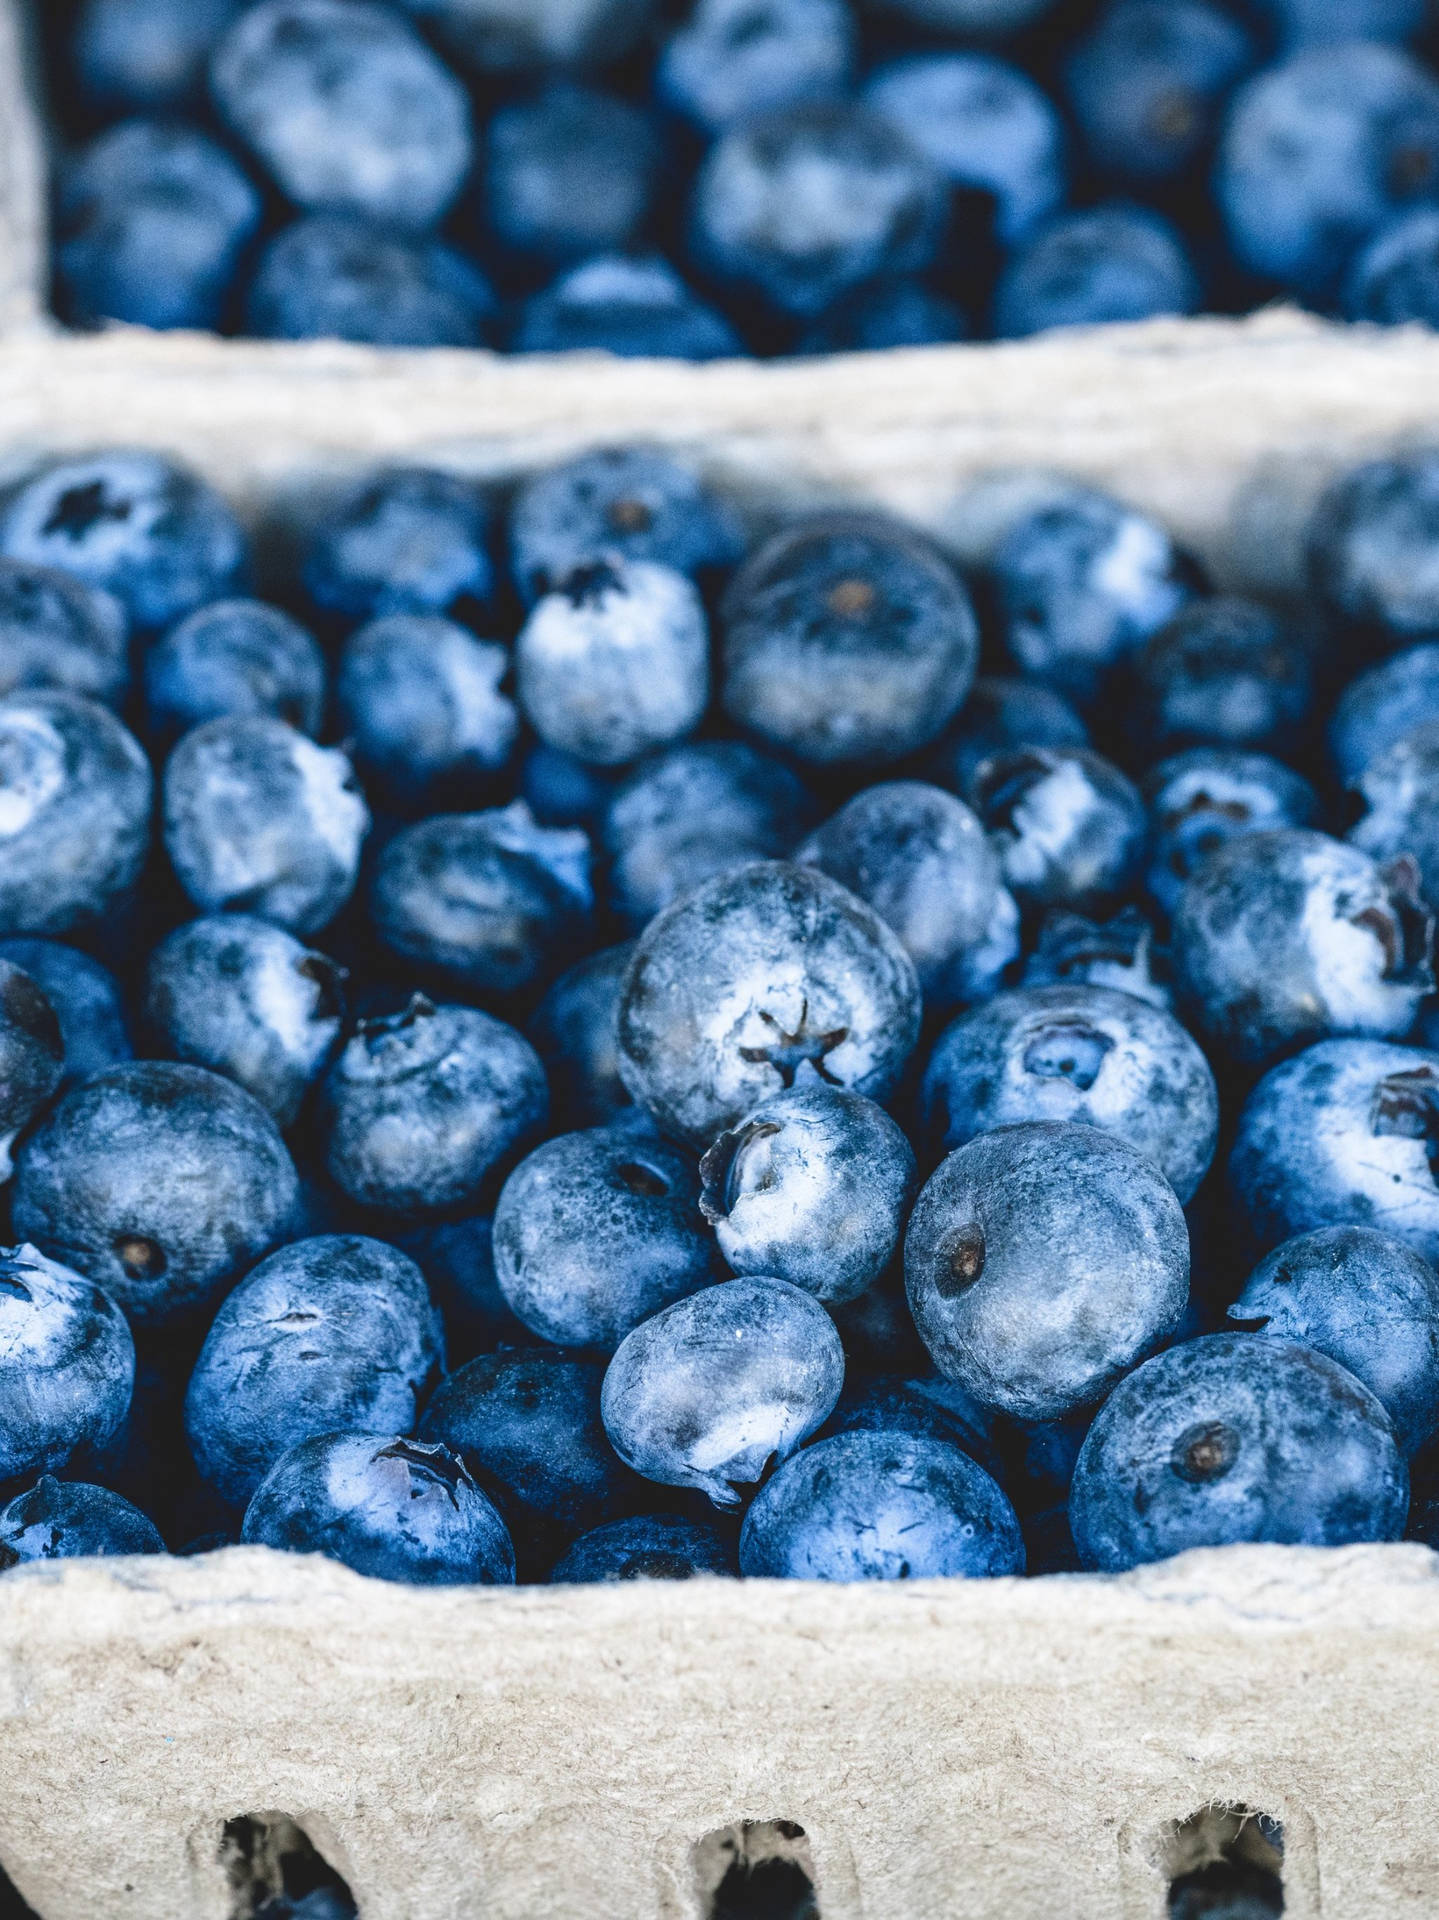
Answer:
[0, 0, 45, 334]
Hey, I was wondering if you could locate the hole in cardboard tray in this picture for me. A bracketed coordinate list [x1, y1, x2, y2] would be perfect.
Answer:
[220, 1813, 357, 1920]
[1165, 1806, 1285, 1919]
[694, 1820, 820, 1920]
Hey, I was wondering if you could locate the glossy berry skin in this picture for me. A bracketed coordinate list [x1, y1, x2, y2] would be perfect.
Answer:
[145, 600, 326, 746]
[517, 560, 709, 767]
[1229, 1038, 1439, 1262]
[1308, 450, 1439, 647]
[242, 1432, 515, 1587]
[1172, 829, 1432, 1068]
[721, 514, 977, 766]
[1128, 597, 1313, 758]
[995, 205, 1198, 340]
[185, 1234, 444, 1509]
[549, 1513, 735, 1582]
[970, 746, 1146, 915]
[1021, 906, 1171, 1009]
[527, 943, 634, 1128]
[1142, 747, 1318, 918]
[164, 717, 369, 935]
[248, 216, 495, 349]
[616, 861, 921, 1147]
[0, 940, 131, 1086]
[12, 1061, 301, 1325]
[483, 84, 658, 264]
[699, 1084, 916, 1303]
[493, 1125, 716, 1349]
[513, 255, 739, 360]
[905, 1121, 1190, 1421]
[322, 995, 547, 1218]
[1229, 1226, 1439, 1456]
[145, 915, 345, 1127]
[1349, 723, 1439, 917]
[73, 0, 242, 111]
[0, 1477, 162, 1565]
[0, 693, 152, 937]
[923, 984, 1218, 1204]
[601, 1277, 845, 1507]
[1331, 643, 1439, 783]
[303, 468, 494, 626]
[1069, 1333, 1408, 1571]
[0, 962, 62, 1181]
[0, 561, 126, 708]
[0, 452, 247, 635]
[0, 1246, 134, 1484]
[691, 101, 946, 320]
[1345, 208, 1439, 326]
[739, 1431, 1024, 1581]
[660, 0, 852, 132]
[925, 677, 1088, 802]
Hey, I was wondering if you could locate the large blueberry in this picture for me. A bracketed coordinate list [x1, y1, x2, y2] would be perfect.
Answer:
[1308, 450, 1439, 646]
[995, 205, 1198, 338]
[0, 1246, 133, 1483]
[0, 561, 127, 708]
[0, 961, 62, 1181]
[549, 1513, 735, 1582]
[513, 254, 740, 360]
[1143, 746, 1318, 917]
[1331, 644, 1439, 783]
[482, 84, 659, 263]
[527, 942, 634, 1128]
[0, 939, 131, 1085]
[660, 0, 853, 132]
[1349, 723, 1439, 918]
[0, 1477, 163, 1564]
[74, 0, 242, 111]
[970, 746, 1146, 914]
[1021, 905, 1171, 1009]
[797, 282, 964, 354]
[247, 216, 495, 349]
[924, 676, 1088, 801]
[303, 467, 494, 626]
[1128, 596, 1313, 758]
[145, 600, 326, 746]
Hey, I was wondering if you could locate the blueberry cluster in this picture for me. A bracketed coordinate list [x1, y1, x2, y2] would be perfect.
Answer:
[6, 434, 1439, 1592]
[44, 0, 1439, 356]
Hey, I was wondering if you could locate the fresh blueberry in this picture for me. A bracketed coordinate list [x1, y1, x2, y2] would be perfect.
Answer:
[513, 254, 740, 360]
[691, 101, 946, 321]
[371, 801, 590, 998]
[0, 692, 152, 937]
[923, 983, 1218, 1203]
[1308, 449, 1439, 647]
[0, 1244, 134, 1482]
[0, 561, 127, 710]
[0, 451, 248, 634]
[1257, 0, 1425, 46]
[994, 204, 1199, 339]
[1217, 44, 1439, 300]
[1142, 746, 1318, 917]
[699, 1083, 916, 1303]
[1344, 207, 1439, 325]
[322, 993, 548, 1217]
[796, 281, 965, 354]
[303, 467, 494, 626]
[164, 716, 369, 934]
[522, 742, 617, 829]
[970, 746, 1146, 915]
[337, 614, 516, 805]
[1332, 646, 1439, 787]
[145, 600, 325, 746]
[0, 939, 132, 1085]
[146, 915, 345, 1126]
[799, 781, 1019, 1007]
[242, 1432, 515, 1586]
[823, 1372, 998, 1477]
[56, 120, 262, 333]
[602, 741, 815, 928]
[396, 0, 654, 74]
[0, 961, 62, 1181]
[1229, 1037, 1439, 1260]
[516, 560, 709, 767]
[924, 676, 1089, 801]
[549, 1512, 735, 1581]
[906, 1120, 1190, 1420]
[601, 1276, 844, 1507]
[720, 514, 977, 765]
[1349, 721, 1439, 921]
[0, 1477, 163, 1564]
[73, 0, 242, 111]
[527, 942, 635, 1128]
[493, 1124, 717, 1349]
[1128, 596, 1313, 757]
[247, 215, 495, 348]
[739, 1430, 1024, 1580]
[12, 1060, 301, 1324]
[660, 0, 852, 133]
[1021, 905, 1172, 1009]
[1069, 1332, 1408, 1570]
[482, 84, 659, 264]
[186, 1233, 443, 1508]
[509, 448, 744, 607]
[211, 0, 472, 231]
[616, 860, 921, 1147]
[863, 53, 1065, 245]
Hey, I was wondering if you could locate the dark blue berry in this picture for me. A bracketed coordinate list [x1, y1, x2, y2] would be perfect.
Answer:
[0, 961, 63, 1181]
[1142, 746, 1318, 917]
[549, 1512, 735, 1581]
[0, 1245, 134, 1483]
[0, 939, 132, 1086]
[73, 0, 242, 111]
[303, 467, 494, 625]
[0, 560, 127, 709]
[924, 676, 1089, 800]
[970, 746, 1146, 914]
[659, 0, 853, 133]
[337, 614, 516, 803]
[144, 600, 326, 746]
[513, 255, 740, 360]
[995, 205, 1198, 338]
[1129, 596, 1313, 757]
[1331, 644, 1439, 782]
[0, 1476, 162, 1564]
[482, 85, 659, 264]
[1308, 449, 1439, 646]
[247, 216, 495, 348]
[527, 942, 635, 1128]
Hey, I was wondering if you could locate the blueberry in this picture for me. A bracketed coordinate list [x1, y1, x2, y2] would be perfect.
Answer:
[739, 1430, 1023, 1580]
[527, 942, 635, 1128]
[1345, 207, 1439, 325]
[337, 614, 516, 804]
[303, 467, 494, 626]
[145, 600, 326, 746]
[1021, 905, 1172, 1009]
[1349, 723, 1439, 922]
[371, 801, 590, 998]
[616, 860, 921, 1147]
[863, 53, 1065, 245]
[720, 514, 977, 766]
[164, 716, 369, 934]
[699, 1083, 916, 1303]
[0, 1246, 133, 1481]
[1069, 1332, 1407, 1570]
[603, 742, 815, 928]
[0, 961, 62, 1180]
[513, 254, 740, 360]
[322, 994, 547, 1217]
[924, 984, 1218, 1203]
[0, 692, 152, 936]
[74, 0, 242, 111]
[1128, 596, 1314, 757]
[868, 0, 1055, 31]
[0, 1477, 163, 1564]
[146, 915, 345, 1126]
[970, 746, 1146, 915]
[1228, 1226, 1439, 1455]
[1217, 44, 1439, 300]
[824, 1372, 998, 1477]
[0, 939, 132, 1085]
[242, 1432, 515, 1586]
[924, 676, 1089, 800]
[509, 449, 744, 607]
[517, 560, 709, 767]
[1331, 644, 1439, 783]
[186, 1233, 443, 1508]
[799, 780, 1019, 1007]
[796, 281, 965, 354]
[0, 451, 248, 635]
[995, 205, 1199, 339]
[247, 215, 495, 349]
[660, 0, 853, 133]
[493, 1124, 717, 1348]
[522, 742, 617, 829]
[396, 0, 653, 74]
[549, 1512, 735, 1581]
[395, 1213, 527, 1360]
[905, 1120, 1190, 1420]
[691, 101, 946, 321]
[1142, 746, 1318, 917]
[12, 1061, 301, 1324]
[212, 0, 472, 231]
[1257, 0, 1425, 46]
[601, 1276, 844, 1507]
[56, 120, 262, 333]
[0, 561, 127, 710]
[483, 85, 659, 264]
[1308, 449, 1439, 646]
[1230, 1037, 1439, 1258]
